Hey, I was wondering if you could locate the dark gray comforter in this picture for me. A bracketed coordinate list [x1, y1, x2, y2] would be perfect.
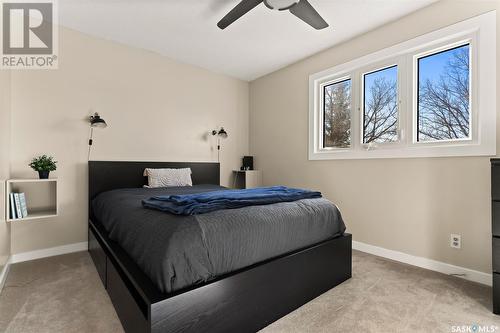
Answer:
[92, 185, 346, 293]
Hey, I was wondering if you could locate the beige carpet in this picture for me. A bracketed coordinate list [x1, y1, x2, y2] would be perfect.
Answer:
[0, 250, 499, 333]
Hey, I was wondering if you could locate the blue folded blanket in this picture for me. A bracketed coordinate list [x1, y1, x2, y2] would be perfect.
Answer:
[142, 186, 322, 215]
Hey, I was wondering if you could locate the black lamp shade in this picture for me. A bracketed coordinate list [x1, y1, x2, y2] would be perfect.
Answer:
[212, 127, 228, 138]
[90, 113, 107, 128]
[218, 127, 228, 138]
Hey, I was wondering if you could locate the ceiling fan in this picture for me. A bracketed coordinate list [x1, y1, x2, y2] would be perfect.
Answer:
[217, 0, 329, 30]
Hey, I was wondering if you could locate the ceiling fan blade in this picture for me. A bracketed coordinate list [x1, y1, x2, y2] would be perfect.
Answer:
[289, 0, 328, 30]
[217, 0, 263, 30]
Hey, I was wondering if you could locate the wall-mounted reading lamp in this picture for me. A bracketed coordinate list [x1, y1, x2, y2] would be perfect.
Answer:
[88, 112, 107, 160]
[212, 127, 228, 163]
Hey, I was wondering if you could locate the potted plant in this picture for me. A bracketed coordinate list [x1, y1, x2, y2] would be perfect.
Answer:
[29, 155, 57, 179]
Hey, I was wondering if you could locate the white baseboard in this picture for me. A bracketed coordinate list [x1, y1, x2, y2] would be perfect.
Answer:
[10, 242, 88, 264]
[0, 257, 11, 292]
[352, 241, 492, 286]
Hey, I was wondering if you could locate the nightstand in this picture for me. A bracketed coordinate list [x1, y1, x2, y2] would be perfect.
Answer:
[233, 170, 262, 189]
[5, 178, 58, 222]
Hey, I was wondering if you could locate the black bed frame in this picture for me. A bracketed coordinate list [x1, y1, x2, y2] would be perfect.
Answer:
[88, 161, 352, 333]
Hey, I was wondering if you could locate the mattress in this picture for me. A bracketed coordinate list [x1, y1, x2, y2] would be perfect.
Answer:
[91, 185, 346, 293]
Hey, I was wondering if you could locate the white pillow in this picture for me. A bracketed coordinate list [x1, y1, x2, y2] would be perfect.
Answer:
[143, 168, 193, 188]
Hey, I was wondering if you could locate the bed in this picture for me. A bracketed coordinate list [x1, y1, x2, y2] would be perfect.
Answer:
[88, 161, 352, 333]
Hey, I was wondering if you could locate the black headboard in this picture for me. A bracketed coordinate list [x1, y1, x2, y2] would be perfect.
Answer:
[88, 161, 220, 201]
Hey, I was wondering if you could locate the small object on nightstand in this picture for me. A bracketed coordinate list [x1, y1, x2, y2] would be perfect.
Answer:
[233, 170, 262, 189]
[241, 156, 254, 170]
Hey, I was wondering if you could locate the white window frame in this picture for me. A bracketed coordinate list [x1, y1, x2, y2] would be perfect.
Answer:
[359, 60, 403, 147]
[309, 11, 496, 160]
[319, 75, 353, 150]
[411, 40, 475, 146]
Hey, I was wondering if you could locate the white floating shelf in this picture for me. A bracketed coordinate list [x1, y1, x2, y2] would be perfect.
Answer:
[5, 178, 58, 222]
[8, 178, 57, 183]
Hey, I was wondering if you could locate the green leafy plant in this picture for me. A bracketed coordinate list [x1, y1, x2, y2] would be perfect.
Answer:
[29, 155, 57, 172]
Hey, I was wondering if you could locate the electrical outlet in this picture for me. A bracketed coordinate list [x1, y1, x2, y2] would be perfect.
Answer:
[451, 234, 461, 249]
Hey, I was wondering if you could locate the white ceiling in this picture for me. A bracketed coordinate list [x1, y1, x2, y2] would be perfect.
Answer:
[59, 0, 436, 81]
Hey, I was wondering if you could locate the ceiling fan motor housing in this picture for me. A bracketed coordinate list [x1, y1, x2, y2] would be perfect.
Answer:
[264, 0, 300, 11]
[217, 0, 328, 30]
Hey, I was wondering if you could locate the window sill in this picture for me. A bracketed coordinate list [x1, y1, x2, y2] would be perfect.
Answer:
[309, 143, 495, 160]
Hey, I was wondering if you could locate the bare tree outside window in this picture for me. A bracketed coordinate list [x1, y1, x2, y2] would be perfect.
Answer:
[321, 44, 471, 149]
[418, 44, 470, 141]
[363, 66, 398, 143]
[323, 79, 351, 148]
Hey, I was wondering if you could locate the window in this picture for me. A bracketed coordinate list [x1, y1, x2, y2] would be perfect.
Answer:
[323, 79, 351, 148]
[309, 11, 495, 160]
[417, 44, 470, 142]
[363, 66, 398, 144]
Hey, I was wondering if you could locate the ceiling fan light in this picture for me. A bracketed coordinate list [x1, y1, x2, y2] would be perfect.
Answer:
[264, 0, 299, 11]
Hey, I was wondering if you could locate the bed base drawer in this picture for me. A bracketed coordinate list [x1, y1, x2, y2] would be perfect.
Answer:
[88, 228, 107, 287]
[150, 234, 352, 333]
[107, 257, 148, 333]
[89, 224, 149, 332]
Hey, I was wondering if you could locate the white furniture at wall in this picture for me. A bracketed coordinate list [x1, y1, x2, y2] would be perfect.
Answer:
[233, 170, 262, 189]
[5, 179, 58, 222]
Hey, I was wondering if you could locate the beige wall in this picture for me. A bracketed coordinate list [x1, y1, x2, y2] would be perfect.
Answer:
[4, 0, 497, 274]
[250, 0, 499, 274]
[0, 69, 11, 269]
[8, 27, 249, 254]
